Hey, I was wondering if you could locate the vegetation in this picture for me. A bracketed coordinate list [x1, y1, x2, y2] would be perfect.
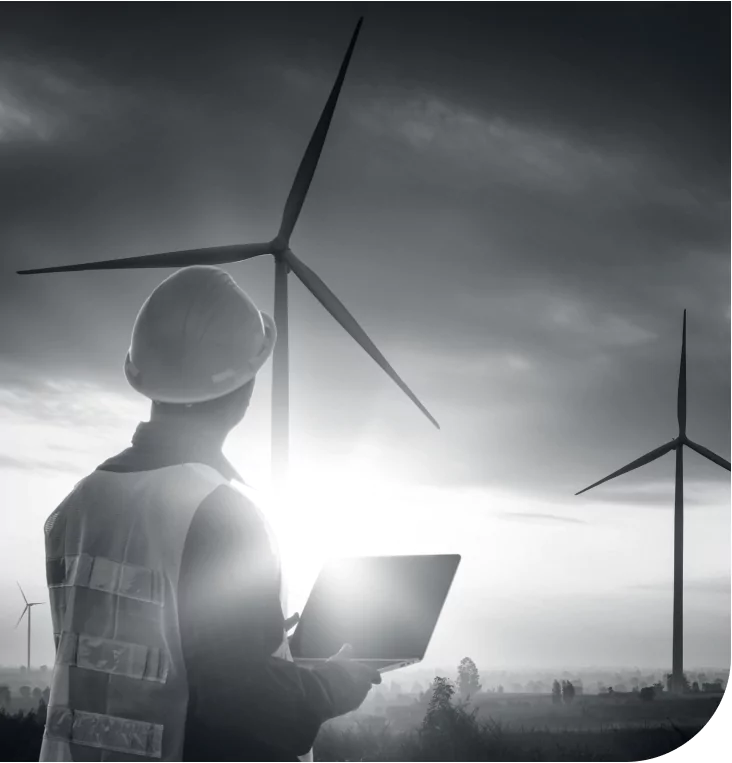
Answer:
[314, 666, 723, 761]
[314, 676, 707, 761]
[456, 658, 482, 701]
[0, 672, 721, 762]
[0, 706, 45, 762]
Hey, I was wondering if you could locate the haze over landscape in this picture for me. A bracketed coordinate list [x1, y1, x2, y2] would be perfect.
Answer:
[0, 4, 729, 674]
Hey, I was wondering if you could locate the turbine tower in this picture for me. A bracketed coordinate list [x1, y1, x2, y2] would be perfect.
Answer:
[15, 583, 44, 672]
[17, 18, 439, 487]
[576, 311, 730, 693]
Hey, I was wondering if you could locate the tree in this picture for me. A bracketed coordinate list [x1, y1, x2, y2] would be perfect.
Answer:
[552, 679, 562, 704]
[639, 686, 655, 702]
[35, 697, 48, 723]
[562, 680, 576, 704]
[0, 686, 10, 707]
[497, 685, 504, 694]
[691, 681, 700, 693]
[423, 677, 456, 732]
[32, 687, 42, 702]
[456, 657, 481, 700]
[19, 686, 31, 699]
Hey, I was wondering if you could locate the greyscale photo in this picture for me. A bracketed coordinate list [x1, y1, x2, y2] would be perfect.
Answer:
[0, 4, 729, 762]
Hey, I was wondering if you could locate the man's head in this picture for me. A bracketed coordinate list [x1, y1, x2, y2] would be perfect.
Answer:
[124, 266, 276, 434]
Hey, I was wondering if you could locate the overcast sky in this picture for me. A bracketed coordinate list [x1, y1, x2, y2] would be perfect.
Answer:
[0, 4, 729, 672]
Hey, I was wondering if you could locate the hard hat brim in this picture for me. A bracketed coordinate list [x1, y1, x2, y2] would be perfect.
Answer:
[124, 309, 277, 405]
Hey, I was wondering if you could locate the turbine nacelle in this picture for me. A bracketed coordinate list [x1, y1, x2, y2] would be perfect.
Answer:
[270, 236, 290, 257]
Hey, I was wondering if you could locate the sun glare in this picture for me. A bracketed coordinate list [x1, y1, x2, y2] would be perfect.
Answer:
[259, 457, 405, 613]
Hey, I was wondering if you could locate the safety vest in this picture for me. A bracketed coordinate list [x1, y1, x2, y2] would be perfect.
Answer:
[40, 462, 293, 762]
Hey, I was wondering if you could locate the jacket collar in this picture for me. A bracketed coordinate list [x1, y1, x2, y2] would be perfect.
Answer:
[97, 418, 246, 485]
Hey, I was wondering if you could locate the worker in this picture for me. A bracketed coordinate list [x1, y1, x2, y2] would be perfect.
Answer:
[40, 265, 381, 762]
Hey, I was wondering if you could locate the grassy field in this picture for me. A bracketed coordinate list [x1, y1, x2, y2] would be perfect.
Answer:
[315, 721, 703, 761]
[314, 689, 721, 761]
[0, 690, 721, 761]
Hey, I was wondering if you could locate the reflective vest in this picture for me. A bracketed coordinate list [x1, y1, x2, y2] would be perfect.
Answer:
[41, 463, 293, 762]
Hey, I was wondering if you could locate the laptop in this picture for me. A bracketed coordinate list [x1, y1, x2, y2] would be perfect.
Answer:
[289, 554, 460, 673]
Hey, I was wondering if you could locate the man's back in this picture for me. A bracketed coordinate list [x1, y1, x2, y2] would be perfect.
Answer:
[42, 461, 229, 761]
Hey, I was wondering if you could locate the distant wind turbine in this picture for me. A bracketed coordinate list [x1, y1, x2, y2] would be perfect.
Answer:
[576, 310, 730, 693]
[15, 583, 44, 672]
[17, 17, 439, 485]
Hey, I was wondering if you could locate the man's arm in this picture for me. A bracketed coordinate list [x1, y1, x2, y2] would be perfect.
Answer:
[178, 484, 370, 758]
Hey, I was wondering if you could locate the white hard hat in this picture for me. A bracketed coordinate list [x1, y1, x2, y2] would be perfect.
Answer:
[124, 266, 276, 404]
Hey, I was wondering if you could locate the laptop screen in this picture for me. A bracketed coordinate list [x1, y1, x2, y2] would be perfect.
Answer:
[289, 554, 460, 661]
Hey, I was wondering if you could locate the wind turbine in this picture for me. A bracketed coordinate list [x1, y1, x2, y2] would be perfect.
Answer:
[576, 310, 730, 693]
[15, 583, 44, 672]
[17, 17, 439, 486]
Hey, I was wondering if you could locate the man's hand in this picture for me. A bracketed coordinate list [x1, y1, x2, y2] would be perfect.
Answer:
[323, 644, 381, 716]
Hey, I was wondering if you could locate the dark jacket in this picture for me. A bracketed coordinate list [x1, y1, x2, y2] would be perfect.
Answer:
[96, 418, 356, 761]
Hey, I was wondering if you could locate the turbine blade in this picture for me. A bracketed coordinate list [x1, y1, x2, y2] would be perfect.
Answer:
[678, 310, 687, 435]
[285, 249, 439, 429]
[685, 438, 731, 471]
[15, 606, 28, 629]
[17, 582, 28, 605]
[277, 18, 363, 243]
[18, 243, 273, 275]
[575, 440, 677, 495]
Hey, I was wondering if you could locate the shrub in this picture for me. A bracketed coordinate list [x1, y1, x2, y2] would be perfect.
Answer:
[0, 708, 44, 761]
[639, 686, 655, 702]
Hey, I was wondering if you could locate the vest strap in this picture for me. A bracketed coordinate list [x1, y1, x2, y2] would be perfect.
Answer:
[45, 706, 163, 759]
[47, 554, 165, 606]
[57, 632, 169, 683]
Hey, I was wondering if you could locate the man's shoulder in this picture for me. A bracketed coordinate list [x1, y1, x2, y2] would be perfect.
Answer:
[193, 481, 269, 531]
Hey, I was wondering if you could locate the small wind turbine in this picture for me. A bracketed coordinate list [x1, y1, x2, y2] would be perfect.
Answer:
[576, 310, 730, 693]
[17, 17, 439, 486]
[15, 583, 44, 672]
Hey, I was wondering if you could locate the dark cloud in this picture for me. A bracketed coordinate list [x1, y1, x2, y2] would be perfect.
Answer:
[0, 4, 728, 499]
